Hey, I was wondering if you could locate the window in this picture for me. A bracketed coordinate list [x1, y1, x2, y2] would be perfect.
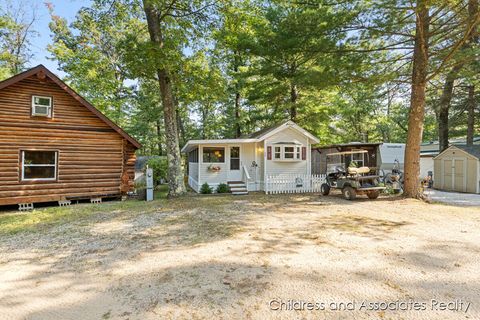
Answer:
[274, 146, 281, 159]
[21, 151, 58, 181]
[32, 96, 52, 117]
[351, 150, 365, 167]
[203, 147, 225, 163]
[271, 145, 302, 161]
[230, 147, 240, 170]
[188, 148, 198, 163]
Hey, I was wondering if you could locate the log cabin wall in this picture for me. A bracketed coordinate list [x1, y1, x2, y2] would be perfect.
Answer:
[0, 74, 137, 206]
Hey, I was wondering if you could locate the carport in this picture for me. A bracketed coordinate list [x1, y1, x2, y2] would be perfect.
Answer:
[433, 145, 480, 194]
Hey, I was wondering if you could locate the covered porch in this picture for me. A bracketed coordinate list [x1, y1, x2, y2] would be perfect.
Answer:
[184, 140, 265, 193]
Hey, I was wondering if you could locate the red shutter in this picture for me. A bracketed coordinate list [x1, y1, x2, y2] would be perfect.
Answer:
[267, 146, 272, 160]
[302, 146, 307, 160]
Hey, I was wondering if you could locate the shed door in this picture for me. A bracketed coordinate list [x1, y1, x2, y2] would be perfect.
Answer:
[443, 160, 453, 191]
[453, 159, 465, 192]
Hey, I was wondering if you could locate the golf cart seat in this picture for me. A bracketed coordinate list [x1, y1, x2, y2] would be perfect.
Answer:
[348, 166, 370, 175]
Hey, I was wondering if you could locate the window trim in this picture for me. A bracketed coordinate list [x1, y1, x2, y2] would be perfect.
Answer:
[20, 150, 59, 182]
[350, 149, 365, 167]
[31, 95, 53, 118]
[271, 144, 302, 161]
[202, 146, 225, 163]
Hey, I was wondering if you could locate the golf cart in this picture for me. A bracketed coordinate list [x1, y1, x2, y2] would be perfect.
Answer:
[320, 150, 386, 200]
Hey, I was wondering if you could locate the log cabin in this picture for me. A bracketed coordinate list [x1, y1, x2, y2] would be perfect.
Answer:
[0, 65, 141, 207]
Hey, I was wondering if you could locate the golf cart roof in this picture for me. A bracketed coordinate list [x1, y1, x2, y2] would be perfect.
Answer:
[327, 150, 369, 156]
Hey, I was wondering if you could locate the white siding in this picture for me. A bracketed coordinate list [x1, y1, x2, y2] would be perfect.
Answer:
[239, 143, 258, 191]
[186, 124, 317, 193]
[188, 161, 199, 190]
[419, 156, 433, 180]
[199, 145, 228, 190]
[263, 127, 310, 177]
[197, 143, 258, 191]
[257, 144, 265, 190]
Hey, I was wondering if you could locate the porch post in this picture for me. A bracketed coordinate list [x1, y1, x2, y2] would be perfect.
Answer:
[254, 142, 258, 191]
[198, 146, 201, 192]
[305, 137, 312, 175]
[263, 139, 267, 192]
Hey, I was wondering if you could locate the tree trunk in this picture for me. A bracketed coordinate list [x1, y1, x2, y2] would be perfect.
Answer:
[467, 85, 476, 146]
[143, 1, 186, 197]
[176, 107, 186, 146]
[437, 70, 459, 152]
[234, 92, 241, 137]
[201, 105, 208, 139]
[156, 119, 163, 156]
[290, 83, 298, 121]
[233, 50, 242, 138]
[437, 0, 478, 151]
[403, 0, 429, 199]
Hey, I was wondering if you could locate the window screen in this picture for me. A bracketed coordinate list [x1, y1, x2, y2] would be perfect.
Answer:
[203, 147, 225, 163]
[22, 151, 57, 180]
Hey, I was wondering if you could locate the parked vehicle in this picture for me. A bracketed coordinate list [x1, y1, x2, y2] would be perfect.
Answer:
[382, 158, 403, 193]
[320, 150, 385, 200]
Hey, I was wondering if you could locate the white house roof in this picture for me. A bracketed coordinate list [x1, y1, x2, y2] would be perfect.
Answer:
[181, 121, 320, 153]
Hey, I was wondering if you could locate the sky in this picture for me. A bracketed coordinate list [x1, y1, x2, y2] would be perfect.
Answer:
[23, 0, 92, 75]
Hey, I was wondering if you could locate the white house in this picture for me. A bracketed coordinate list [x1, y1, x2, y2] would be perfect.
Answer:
[181, 121, 320, 194]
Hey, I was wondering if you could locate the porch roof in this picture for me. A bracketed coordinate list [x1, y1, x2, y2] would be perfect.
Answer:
[181, 120, 320, 153]
[181, 139, 258, 153]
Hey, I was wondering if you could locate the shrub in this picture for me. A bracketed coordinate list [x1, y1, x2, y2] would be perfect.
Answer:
[146, 157, 168, 186]
[200, 183, 213, 194]
[216, 183, 230, 193]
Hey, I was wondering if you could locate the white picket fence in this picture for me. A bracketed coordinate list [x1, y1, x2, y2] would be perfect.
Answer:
[265, 174, 326, 194]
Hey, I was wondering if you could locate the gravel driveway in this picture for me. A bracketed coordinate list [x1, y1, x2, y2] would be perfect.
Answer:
[0, 194, 479, 320]
[425, 189, 480, 206]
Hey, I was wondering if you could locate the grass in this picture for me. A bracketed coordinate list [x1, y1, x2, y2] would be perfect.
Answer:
[0, 184, 170, 236]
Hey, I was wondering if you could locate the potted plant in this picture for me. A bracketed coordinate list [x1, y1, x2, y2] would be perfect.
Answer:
[208, 165, 221, 172]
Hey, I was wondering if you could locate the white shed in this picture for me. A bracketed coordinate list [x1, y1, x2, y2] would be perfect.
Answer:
[433, 145, 480, 194]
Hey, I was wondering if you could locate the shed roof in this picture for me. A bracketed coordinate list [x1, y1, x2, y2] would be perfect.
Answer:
[434, 145, 480, 160]
[0, 65, 141, 149]
[453, 145, 480, 159]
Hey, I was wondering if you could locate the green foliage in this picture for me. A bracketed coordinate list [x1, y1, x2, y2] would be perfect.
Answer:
[47, 1, 142, 126]
[0, 2, 37, 79]
[216, 183, 230, 194]
[146, 156, 168, 186]
[200, 183, 213, 194]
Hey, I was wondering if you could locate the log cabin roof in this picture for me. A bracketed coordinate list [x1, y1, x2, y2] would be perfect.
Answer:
[0, 65, 141, 149]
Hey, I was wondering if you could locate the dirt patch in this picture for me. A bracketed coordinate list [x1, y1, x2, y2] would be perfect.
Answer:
[0, 194, 479, 319]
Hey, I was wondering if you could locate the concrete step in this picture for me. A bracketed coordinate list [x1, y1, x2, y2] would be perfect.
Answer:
[228, 182, 246, 187]
[230, 186, 247, 191]
[227, 181, 248, 195]
[232, 191, 249, 195]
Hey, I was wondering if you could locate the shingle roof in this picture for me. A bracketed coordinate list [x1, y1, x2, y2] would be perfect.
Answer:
[454, 145, 480, 159]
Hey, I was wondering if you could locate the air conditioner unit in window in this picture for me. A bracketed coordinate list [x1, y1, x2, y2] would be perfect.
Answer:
[33, 105, 50, 116]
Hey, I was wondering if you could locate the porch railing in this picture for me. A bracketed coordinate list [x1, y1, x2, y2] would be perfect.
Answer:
[188, 176, 199, 193]
[265, 174, 326, 194]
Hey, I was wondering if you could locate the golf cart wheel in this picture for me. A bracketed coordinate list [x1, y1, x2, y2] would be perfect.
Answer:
[342, 186, 356, 200]
[320, 183, 330, 196]
[367, 190, 380, 199]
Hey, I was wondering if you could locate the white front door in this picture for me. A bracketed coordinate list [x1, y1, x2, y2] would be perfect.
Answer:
[228, 146, 242, 181]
